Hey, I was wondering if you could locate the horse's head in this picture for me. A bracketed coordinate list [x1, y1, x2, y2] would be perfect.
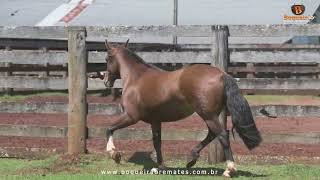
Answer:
[104, 39, 129, 87]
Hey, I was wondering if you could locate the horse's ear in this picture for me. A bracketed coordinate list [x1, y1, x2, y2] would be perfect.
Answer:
[124, 39, 130, 48]
[105, 39, 112, 50]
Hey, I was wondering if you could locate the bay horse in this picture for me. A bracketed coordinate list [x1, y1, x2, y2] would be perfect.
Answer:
[91, 39, 262, 177]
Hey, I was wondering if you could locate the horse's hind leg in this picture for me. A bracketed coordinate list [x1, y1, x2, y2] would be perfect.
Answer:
[186, 128, 216, 168]
[206, 115, 236, 177]
[219, 130, 236, 177]
[106, 112, 138, 163]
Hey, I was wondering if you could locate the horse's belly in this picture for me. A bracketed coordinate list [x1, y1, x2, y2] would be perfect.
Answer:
[143, 101, 194, 122]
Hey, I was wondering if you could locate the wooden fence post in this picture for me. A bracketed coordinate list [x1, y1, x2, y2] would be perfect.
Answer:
[68, 26, 88, 154]
[208, 25, 229, 164]
[4, 46, 13, 95]
[4, 62, 13, 95]
[172, 0, 178, 45]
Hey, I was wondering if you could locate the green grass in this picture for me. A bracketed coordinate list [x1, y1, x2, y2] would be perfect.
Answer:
[0, 91, 106, 102]
[0, 92, 68, 102]
[1, 154, 320, 180]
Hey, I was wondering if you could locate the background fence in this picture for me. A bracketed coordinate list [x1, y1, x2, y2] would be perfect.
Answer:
[0, 25, 319, 94]
[0, 25, 320, 162]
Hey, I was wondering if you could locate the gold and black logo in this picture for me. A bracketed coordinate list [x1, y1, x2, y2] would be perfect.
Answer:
[284, 4, 314, 21]
[291, 4, 305, 15]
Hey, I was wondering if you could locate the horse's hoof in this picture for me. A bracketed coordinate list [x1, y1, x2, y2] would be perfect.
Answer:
[158, 164, 167, 170]
[229, 167, 237, 174]
[150, 168, 159, 174]
[186, 158, 197, 168]
[227, 161, 237, 173]
[186, 151, 199, 168]
[112, 151, 121, 164]
[223, 166, 237, 178]
[223, 169, 231, 178]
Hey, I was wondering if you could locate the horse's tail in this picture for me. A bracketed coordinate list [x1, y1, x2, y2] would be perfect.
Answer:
[223, 74, 262, 150]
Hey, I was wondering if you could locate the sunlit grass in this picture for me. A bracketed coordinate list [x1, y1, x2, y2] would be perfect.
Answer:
[0, 92, 67, 102]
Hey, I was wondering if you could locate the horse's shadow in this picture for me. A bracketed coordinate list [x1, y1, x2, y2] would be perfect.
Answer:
[127, 151, 158, 168]
[127, 151, 267, 178]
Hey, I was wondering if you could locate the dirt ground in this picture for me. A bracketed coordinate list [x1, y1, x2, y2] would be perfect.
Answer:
[0, 113, 319, 133]
[1, 95, 320, 160]
[1, 136, 320, 158]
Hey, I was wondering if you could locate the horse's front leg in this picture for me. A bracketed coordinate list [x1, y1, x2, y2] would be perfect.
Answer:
[151, 122, 166, 169]
[106, 112, 138, 163]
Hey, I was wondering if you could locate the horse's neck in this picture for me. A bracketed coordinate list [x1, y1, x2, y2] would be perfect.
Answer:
[119, 57, 150, 89]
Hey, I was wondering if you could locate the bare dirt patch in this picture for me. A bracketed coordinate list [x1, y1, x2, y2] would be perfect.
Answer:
[1, 136, 320, 158]
[1, 113, 319, 133]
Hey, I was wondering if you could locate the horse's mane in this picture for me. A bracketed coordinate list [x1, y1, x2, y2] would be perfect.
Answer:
[121, 48, 163, 71]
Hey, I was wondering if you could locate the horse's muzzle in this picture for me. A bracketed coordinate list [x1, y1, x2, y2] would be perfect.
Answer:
[104, 76, 114, 88]
[104, 80, 113, 88]
[103, 71, 116, 88]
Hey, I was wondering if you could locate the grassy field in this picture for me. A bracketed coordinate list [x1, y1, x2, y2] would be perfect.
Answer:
[0, 91, 69, 102]
[1, 154, 320, 180]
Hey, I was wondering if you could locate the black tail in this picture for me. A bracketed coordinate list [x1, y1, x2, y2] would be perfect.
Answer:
[223, 74, 262, 150]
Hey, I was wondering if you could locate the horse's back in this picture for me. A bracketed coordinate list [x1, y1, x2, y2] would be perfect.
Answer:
[134, 69, 184, 107]
[179, 64, 225, 90]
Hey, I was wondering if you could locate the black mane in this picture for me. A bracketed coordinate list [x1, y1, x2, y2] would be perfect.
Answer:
[122, 48, 163, 71]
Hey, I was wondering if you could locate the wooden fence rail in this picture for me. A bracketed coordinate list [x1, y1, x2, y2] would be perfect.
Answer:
[1, 50, 320, 65]
[2, 38, 320, 51]
[228, 66, 320, 74]
[0, 102, 319, 117]
[0, 76, 319, 94]
[1, 24, 320, 39]
[230, 50, 320, 64]
[0, 50, 213, 64]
